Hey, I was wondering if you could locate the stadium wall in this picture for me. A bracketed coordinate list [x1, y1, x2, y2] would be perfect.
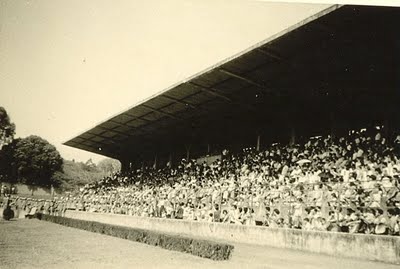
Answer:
[65, 210, 400, 264]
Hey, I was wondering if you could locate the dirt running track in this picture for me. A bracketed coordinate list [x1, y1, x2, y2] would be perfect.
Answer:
[0, 219, 398, 269]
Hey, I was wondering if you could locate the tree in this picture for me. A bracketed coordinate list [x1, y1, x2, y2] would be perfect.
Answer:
[13, 135, 63, 192]
[52, 159, 115, 192]
[84, 158, 97, 171]
[0, 107, 16, 149]
[98, 158, 121, 174]
[0, 139, 19, 183]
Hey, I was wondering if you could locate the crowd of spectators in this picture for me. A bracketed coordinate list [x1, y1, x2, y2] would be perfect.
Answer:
[0, 183, 17, 196]
[3, 127, 400, 236]
[1, 195, 67, 218]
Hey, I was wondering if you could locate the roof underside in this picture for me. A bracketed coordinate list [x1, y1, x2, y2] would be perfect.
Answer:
[64, 5, 400, 160]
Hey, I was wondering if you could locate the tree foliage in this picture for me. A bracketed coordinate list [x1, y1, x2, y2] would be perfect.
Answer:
[53, 158, 120, 191]
[98, 158, 121, 174]
[0, 107, 115, 192]
[0, 120, 120, 192]
[0, 139, 19, 183]
[0, 107, 16, 149]
[12, 135, 63, 188]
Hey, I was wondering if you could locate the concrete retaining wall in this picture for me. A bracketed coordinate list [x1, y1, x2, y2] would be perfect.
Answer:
[65, 210, 400, 264]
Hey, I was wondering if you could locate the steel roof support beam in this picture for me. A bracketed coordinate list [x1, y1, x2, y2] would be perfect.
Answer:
[112, 98, 204, 148]
[256, 48, 284, 61]
[161, 94, 212, 114]
[86, 132, 123, 144]
[109, 119, 147, 134]
[87, 133, 109, 140]
[109, 121, 150, 137]
[78, 137, 111, 149]
[188, 82, 233, 102]
[108, 113, 153, 137]
[97, 126, 131, 138]
[108, 108, 156, 132]
[219, 68, 274, 94]
[121, 113, 152, 123]
[141, 104, 185, 121]
[89, 124, 147, 149]
[188, 82, 256, 112]
[162, 95, 197, 110]
[83, 138, 114, 149]
[72, 139, 121, 158]
[110, 117, 152, 136]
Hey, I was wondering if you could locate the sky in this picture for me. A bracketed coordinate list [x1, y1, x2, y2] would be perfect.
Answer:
[0, 0, 340, 163]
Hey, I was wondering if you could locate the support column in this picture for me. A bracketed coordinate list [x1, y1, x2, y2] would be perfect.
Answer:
[256, 134, 261, 151]
[207, 143, 210, 155]
[330, 111, 336, 139]
[120, 159, 130, 173]
[153, 153, 158, 169]
[185, 144, 191, 160]
[289, 126, 296, 146]
[167, 152, 172, 167]
[384, 121, 389, 140]
[288, 96, 297, 146]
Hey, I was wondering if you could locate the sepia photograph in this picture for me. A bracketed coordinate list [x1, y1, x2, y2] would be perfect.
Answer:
[1, 0, 399, 268]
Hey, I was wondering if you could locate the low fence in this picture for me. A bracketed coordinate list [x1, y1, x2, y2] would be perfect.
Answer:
[65, 210, 400, 264]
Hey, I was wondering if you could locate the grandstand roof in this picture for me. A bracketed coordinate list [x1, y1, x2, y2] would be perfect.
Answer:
[64, 5, 400, 160]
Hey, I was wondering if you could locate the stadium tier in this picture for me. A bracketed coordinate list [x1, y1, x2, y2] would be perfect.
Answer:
[4, 129, 400, 235]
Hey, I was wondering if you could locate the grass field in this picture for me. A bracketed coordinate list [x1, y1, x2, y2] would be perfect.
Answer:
[0, 218, 399, 269]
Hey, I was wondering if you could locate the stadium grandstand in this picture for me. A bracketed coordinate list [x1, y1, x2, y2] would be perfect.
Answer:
[64, 5, 399, 172]
[31, 4, 396, 235]
[3, 3, 400, 267]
